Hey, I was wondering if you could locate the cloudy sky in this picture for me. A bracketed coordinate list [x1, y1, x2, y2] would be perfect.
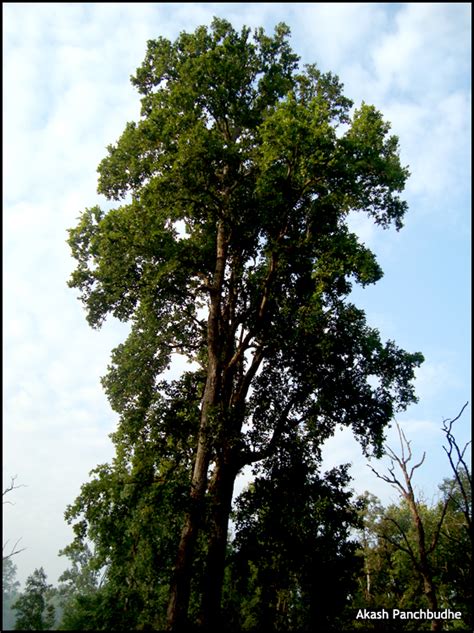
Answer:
[3, 3, 471, 589]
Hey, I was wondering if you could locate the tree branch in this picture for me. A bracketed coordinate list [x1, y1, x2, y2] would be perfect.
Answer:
[381, 516, 420, 570]
[441, 402, 471, 535]
[3, 477, 27, 560]
[3, 538, 26, 561]
[241, 391, 305, 467]
[3, 476, 26, 503]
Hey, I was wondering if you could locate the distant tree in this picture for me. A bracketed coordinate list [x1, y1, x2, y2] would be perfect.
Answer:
[3, 558, 21, 630]
[352, 492, 392, 614]
[352, 482, 471, 631]
[56, 539, 141, 631]
[353, 498, 437, 631]
[364, 404, 471, 631]
[12, 567, 55, 631]
[370, 424, 447, 631]
[3, 477, 26, 562]
[66, 17, 423, 629]
[57, 542, 100, 606]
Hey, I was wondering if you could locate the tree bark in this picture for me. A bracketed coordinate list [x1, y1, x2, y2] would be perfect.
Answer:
[195, 246, 279, 629]
[198, 449, 238, 630]
[166, 222, 227, 631]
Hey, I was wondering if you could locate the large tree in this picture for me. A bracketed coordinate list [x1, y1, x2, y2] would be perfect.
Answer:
[12, 568, 55, 631]
[66, 18, 423, 630]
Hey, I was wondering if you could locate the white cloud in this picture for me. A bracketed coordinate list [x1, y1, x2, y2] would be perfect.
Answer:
[294, 3, 388, 69]
[368, 5, 470, 216]
[383, 92, 471, 216]
[375, 4, 470, 96]
[414, 359, 462, 402]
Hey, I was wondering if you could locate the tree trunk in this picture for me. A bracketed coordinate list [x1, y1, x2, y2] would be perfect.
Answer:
[198, 450, 238, 630]
[412, 508, 441, 631]
[165, 373, 216, 630]
[165, 430, 211, 629]
[420, 563, 441, 631]
[424, 582, 442, 632]
[166, 222, 227, 631]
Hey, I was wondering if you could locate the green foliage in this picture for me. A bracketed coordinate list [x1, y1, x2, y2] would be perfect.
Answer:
[225, 439, 363, 631]
[12, 567, 55, 631]
[55, 542, 98, 629]
[351, 472, 472, 630]
[65, 17, 424, 628]
[435, 471, 472, 628]
[61, 370, 202, 629]
[3, 558, 21, 630]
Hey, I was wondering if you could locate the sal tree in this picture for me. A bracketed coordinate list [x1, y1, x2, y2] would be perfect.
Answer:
[66, 18, 423, 630]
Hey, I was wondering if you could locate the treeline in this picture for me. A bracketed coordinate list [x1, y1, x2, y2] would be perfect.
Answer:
[3, 420, 471, 631]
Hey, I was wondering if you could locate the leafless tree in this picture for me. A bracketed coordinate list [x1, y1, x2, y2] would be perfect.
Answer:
[3, 476, 26, 561]
[370, 402, 470, 632]
[370, 424, 444, 631]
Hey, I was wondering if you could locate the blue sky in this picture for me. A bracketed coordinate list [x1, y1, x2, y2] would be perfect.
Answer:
[3, 3, 471, 589]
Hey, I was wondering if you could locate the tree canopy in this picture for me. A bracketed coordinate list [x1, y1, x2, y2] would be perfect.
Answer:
[11, 568, 55, 631]
[65, 18, 423, 630]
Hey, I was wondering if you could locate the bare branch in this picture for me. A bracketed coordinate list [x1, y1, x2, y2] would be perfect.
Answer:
[3, 476, 27, 560]
[397, 424, 410, 464]
[441, 402, 471, 535]
[369, 463, 404, 493]
[442, 402, 471, 485]
[2, 537, 26, 561]
[3, 476, 26, 501]
[409, 451, 426, 482]
[442, 401, 469, 434]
